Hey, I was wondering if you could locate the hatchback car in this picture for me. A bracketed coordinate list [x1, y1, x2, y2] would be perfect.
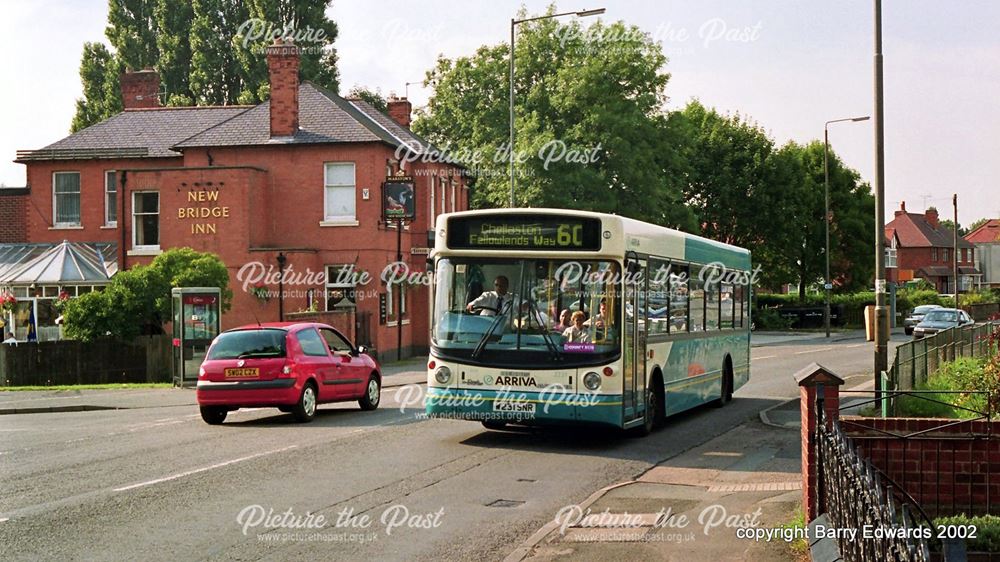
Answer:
[196, 322, 381, 424]
[903, 304, 942, 335]
[912, 308, 975, 339]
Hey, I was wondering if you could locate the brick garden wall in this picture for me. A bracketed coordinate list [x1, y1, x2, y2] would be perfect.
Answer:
[841, 416, 1000, 517]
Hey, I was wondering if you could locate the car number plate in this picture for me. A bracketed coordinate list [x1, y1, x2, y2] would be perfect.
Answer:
[492, 400, 536, 414]
[224, 367, 259, 378]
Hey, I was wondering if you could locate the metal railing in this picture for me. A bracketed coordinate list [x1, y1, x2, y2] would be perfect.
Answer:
[889, 322, 999, 391]
[818, 401, 932, 561]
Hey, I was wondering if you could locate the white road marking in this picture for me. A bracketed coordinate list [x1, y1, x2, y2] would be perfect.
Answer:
[795, 347, 833, 355]
[752, 355, 777, 360]
[0, 518, 8, 523]
[844, 343, 868, 348]
[113, 445, 298, 492]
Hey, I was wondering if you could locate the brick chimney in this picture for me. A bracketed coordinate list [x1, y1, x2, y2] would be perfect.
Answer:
[387, 96, 412, 128]
[895, 200, 907, 217]
[926, 206, 939, 229]
[120, 69, 160, 110]
[267, 39, 300, 138]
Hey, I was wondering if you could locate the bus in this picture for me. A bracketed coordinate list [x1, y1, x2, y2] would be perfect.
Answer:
[425, 209, 752, 435]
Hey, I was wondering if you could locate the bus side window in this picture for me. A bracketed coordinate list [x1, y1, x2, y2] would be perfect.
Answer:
[669, 263, 688, 333]
[721, 282, 735, 329]
[689, 266, 705, 332]
[647, 260, 670, 335]
[705, 269, 719, 331]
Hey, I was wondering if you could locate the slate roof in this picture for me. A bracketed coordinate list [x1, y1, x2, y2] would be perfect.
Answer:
[16, 107, 250, 161]
[175, 82, 441, 156]
[965, 219, 1000, 244]
[885, 212, 973, 249]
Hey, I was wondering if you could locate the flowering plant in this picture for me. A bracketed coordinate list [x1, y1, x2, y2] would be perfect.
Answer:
[53, 290, 72, 313]
[0, 292, 16, 316]
[250, 282, 269, 302]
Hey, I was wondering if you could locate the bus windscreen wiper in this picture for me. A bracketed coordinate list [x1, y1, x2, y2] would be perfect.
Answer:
[526, 297, 562, 362]
[471, 299, 513, 359]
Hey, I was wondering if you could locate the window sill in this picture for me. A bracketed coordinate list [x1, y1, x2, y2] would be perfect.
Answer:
[49, 225, 83, 230]
[100, 225, 118, 230]
[319, 220, 359, 227]
[385, 319, 411, 327]
[127, 248, 162, 257]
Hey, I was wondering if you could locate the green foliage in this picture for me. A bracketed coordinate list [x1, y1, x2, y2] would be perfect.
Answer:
[895, 357, 992, 418]
[63, 248, 231, 341]
[413, 13, 696, 231]
[72, 0, 339, 128]
[347, 85, 388, 112]
[70, 42, 124, 132]
[931, 514, 1000, 552]
[752, 307, 793, 330]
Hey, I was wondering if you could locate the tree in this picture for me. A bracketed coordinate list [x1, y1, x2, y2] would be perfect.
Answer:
[63, 248, 231, 341]
[189, 0, 248, 105]
[938, 219, 966, 237]
[347, 85, 388, 112]
[968, 217, 991, 235]
[154, 0, 195, 104]
[106, 0, 160, 70]
[70, 42, 124, 132]
[413, 12, 696, 230]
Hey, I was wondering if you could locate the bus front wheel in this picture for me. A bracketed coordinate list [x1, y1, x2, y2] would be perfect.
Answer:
[631, 388, 657, 437]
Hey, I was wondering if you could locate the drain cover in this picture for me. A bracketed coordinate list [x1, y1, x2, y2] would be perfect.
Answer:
[486, 499, 525, 508]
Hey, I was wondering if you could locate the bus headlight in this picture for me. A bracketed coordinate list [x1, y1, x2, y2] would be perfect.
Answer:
[435, 366, 452, 385]
[583, 372, 601, 391]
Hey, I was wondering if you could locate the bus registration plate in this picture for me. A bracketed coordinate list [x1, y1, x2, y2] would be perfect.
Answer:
[493, 399, 536, 414]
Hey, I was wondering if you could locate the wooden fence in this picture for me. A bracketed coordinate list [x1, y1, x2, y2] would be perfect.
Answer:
[0, 335, 172, 386]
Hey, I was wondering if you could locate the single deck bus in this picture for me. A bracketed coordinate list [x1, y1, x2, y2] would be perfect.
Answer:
[425, 209, 752, 435]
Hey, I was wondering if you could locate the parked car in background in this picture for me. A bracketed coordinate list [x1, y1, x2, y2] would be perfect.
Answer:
[912, 308, 975, 339]
[196, 322, 381, 424]
[903, 304, 943, 335]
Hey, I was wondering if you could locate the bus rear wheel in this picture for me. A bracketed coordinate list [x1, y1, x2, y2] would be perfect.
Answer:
[714, 363, 734, 408]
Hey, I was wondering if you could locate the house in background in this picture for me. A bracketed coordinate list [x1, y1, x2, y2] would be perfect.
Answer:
[884, 201, 981, 293]
[1, 39, 468, 355]
[965, 219, 1000, 290]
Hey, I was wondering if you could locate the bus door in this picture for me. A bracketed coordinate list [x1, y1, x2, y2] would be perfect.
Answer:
[623, 257, 647, 422]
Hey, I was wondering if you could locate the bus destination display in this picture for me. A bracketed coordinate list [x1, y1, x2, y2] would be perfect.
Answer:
[448, 215, 602, 251]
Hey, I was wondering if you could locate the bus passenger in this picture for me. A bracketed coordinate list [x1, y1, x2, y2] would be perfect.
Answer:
[562, 311, 591, 343]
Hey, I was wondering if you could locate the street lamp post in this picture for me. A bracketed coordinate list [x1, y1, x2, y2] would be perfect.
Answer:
[823, 116, 869, 338]
[509, 8, 605, 207]
[873, 0, 889, 395]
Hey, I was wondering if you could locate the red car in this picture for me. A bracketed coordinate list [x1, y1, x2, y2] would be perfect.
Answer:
[196, 322, 381, 424]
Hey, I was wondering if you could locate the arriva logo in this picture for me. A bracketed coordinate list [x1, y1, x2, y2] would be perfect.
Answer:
[493, 375, 538, 386]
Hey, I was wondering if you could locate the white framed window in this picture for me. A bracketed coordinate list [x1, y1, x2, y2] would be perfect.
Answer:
[324, 264, 357, 310]
[324, 162, 356, 222]
[387, 284, 407, 318]
[105, 170, 117, 226]
[132, 191, 160, 249]
[53, 172, 81, 226]
[429, 175, 436, 228]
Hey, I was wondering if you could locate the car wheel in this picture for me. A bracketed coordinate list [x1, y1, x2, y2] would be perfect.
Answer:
[200, 406, 227, 425]
[292, 382, 318, 423]
[905, 327, 913, 335]
[482, 420, 507, 430]
[359, 374, 381, 411]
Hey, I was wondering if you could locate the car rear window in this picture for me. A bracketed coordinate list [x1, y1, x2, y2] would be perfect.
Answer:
[207, 329, 286, 360]
[923, 310, 958, 323]
[914, 305, 939, 313]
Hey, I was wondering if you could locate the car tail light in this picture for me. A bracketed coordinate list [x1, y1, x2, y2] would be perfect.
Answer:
[281, 364, 294, 377]
[199, 366, 206, 378]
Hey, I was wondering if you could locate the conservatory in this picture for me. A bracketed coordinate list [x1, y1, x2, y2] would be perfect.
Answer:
[0, 242, 117, 342]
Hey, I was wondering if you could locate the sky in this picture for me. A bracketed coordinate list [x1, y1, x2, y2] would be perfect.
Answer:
[1, 0, 998, 225]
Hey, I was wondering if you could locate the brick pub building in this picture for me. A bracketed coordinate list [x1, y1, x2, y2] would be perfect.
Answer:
[3, 41, 468, 358]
